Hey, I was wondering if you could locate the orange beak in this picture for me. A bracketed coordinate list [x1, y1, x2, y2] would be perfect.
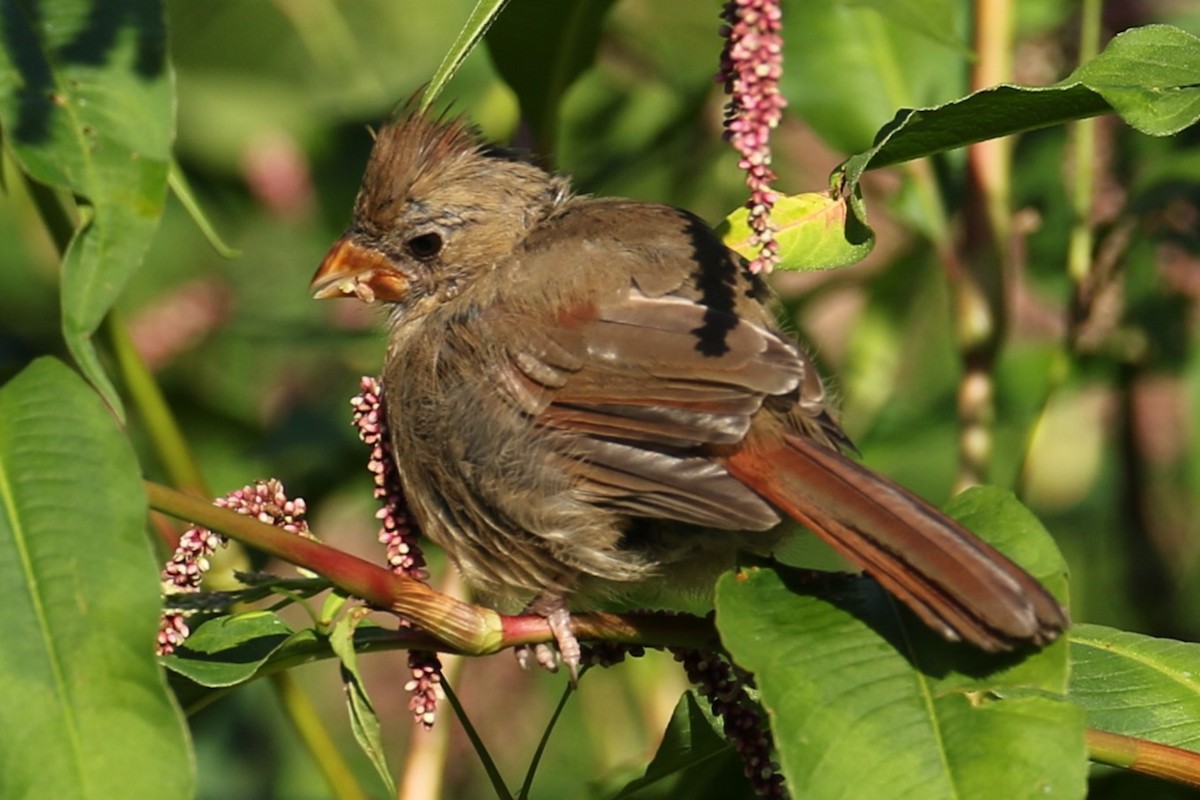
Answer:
[310, 237, 410, 304]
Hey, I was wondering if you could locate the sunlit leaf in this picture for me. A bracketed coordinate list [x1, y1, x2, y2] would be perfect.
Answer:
[422, 0, 511, 111]
[716, 487, 1084, 799]
[0, 358, 190, 800]
[717, 191, 874, 271]
[1070, 623, 1200, 750]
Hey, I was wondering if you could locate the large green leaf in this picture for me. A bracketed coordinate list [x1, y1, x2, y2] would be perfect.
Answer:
[716, 487, 1085, 798]
[0, 0, 174, 416]
[1070, 624, 1200, 750]
[0, 358, 191, 800]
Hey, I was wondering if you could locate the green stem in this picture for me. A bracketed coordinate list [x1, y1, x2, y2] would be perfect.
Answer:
[1067, 0, 1102, 288]
[106, 311, 208, 495]
[442, 677, 515, 800]
[272, 671, 369, 800]
[1088, 728, 1200, 788]
[950, 0, 1019, 491]
[518, 680, 576, 800]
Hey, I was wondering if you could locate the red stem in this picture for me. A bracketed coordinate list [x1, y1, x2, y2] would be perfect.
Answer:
[145, 481, 718, 655]
[1088, 728, 1200, 788]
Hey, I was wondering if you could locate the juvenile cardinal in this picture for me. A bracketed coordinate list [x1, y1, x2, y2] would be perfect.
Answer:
[311, 111, 1067, 674]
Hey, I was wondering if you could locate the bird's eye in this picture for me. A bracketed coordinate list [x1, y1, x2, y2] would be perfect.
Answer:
[406, 232, 443, 261]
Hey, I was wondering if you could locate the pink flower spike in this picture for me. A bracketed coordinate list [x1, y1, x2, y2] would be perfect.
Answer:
[157, 479, 311, 656]
[351, 376, 442, 727]
[716, 0, 786, 274]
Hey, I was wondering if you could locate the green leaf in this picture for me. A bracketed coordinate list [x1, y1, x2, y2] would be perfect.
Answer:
[422, 0, 511, 111]
[716, 487, 1085, 799]
[838, 24, 1200, 189]
[484, 0, 617, 153]
[167, 160, 239, 258]
[330, 614, 395, 796]
[161, 612, 296, 688]
[612, 692, 753, 800]
[1070, 623, 1200, 749]
[0, 358, 191, 800]
[716, 191, 874, 271]
[0, 0, 174, 416]
[1068, 24, 1200, 137]
[838, 83, 1109, 189]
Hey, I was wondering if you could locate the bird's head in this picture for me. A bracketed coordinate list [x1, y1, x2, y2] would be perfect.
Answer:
[311, 111, 567, 318]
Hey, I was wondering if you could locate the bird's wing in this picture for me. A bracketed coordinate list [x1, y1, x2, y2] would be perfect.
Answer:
[490, 287, 822, 531]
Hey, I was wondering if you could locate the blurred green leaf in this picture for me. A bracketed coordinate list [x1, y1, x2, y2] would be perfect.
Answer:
[781, 0, 967, 154]
[0, 0, 173, 416]
[0, 358, 191, 800]
[716, 191, 874, 271]
[716, 487, 1084, 799]
[485, 0, 616, 153]
[1070, 624, 1200, 749]
[846, 0, 971, 55]
[611, 691, 753, 800]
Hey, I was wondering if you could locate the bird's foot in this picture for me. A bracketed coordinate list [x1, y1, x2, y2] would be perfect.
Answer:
[514, 594, 580, 682]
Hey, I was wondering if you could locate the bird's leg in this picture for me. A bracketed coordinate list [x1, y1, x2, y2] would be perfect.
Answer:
[514, 591, 581, 682]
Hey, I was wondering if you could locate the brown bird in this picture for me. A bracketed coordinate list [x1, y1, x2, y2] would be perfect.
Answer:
[311, 111, 1067, 674]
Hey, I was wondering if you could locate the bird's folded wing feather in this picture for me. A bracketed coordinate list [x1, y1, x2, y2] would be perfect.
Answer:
[491, 290, 811, 530]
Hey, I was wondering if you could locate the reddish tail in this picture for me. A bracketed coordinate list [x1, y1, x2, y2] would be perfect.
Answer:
[723, 434, 1067, 651]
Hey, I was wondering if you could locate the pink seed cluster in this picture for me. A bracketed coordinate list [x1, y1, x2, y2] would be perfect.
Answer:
[717, 0, 786, 274]
[350, 376, 427, 582]
[674, 648, 786, 799]
[157, 479, 309, 656]
[351, 376, 442, 729]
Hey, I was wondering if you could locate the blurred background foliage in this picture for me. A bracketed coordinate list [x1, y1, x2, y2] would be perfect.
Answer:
[4, 0, 1200, 797]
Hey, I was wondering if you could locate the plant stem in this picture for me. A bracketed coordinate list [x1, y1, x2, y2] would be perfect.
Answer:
[1087, 728, 1200, 788]
[106, 311, 209, 496]
[442, 677, 515, 800]
[146, 481, 719, 654]
[518, 679, 576, 799]
[147, 480, 505, 652]
[953, 0, 1018, 492]
[1067, 0, 1102, 290]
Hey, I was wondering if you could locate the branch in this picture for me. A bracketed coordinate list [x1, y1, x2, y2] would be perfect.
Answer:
[145, 481, 719, 655]
[1088, 728, 1200, 789]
